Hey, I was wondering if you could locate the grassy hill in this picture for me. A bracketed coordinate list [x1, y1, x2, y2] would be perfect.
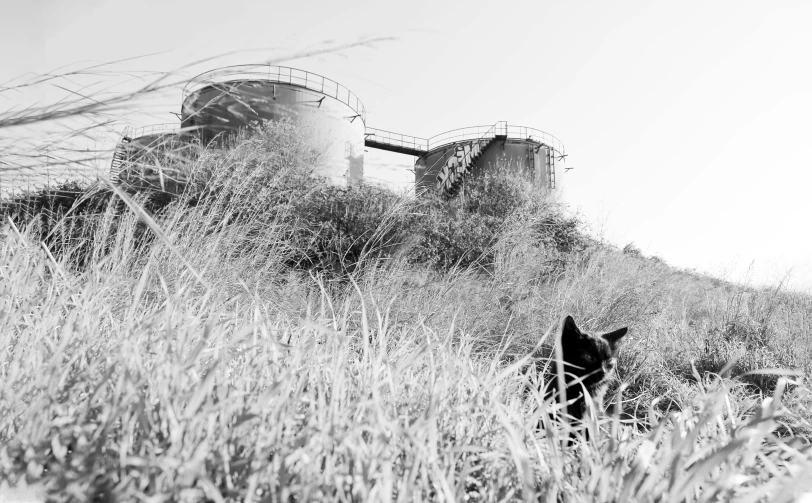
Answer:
[1, 120, 811, 502]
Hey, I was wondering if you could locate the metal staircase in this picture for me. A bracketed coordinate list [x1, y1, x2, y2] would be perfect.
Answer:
[434, 136, 498, 195]
[432, 121, 507, 195]
[109, 133, 132, 183]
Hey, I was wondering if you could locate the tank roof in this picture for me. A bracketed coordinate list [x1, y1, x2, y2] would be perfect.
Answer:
[182, 64, 366, 124]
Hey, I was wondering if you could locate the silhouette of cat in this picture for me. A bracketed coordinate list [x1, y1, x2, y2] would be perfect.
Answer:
[545, 315, 628, 427]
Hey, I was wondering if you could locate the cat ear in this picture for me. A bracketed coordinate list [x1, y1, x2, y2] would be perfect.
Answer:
[602, 327, 628, 344]
[560, 315, 582, 341]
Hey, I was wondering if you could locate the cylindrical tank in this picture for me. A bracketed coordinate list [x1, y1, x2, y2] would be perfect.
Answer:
[413, 122, 565, 195]
[112, 124, 195, 192]
[181, 65, 365, 185]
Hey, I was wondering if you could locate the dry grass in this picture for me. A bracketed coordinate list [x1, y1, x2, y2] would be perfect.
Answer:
[1, 109, 812, 502]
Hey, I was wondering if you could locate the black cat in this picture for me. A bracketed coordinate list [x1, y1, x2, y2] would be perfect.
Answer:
[546, 315, 628, 427]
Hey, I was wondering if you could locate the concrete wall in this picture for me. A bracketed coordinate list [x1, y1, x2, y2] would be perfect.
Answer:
[414, 138, 554, 194]
[181, 81, 365, 186]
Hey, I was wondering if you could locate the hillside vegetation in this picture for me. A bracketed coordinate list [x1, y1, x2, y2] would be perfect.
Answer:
[2, 120, 812, 502]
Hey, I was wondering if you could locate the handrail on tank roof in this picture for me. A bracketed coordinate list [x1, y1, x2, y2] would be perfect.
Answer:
[426, 123, 565, 156]
[123, 123, 184, 140]
[367, 122, 565, 157]
[182, 65, 366, 125]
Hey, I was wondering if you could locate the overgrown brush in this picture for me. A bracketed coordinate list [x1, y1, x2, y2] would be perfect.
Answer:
[1, 220, 812, 502]
[2, 120, 812, 502]
[2, 120, 583, 278]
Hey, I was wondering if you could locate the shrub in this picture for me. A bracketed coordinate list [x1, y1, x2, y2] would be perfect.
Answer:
[406, 169, 584, 272]
[1, 181, 118, 268]
[622, 242, 642, 257]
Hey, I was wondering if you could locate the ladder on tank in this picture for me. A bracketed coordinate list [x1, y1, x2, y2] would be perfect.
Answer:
[546, 147, 555, 190]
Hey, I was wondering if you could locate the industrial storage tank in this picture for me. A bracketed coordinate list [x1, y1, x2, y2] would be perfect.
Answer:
[181, 65, 366, 185]
[110, 124, 195, 191]
[365, 121, 565, 196]
[111, 67, 568, 196]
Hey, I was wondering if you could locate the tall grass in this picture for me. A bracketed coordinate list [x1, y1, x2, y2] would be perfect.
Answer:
[2, 120, 812, 502]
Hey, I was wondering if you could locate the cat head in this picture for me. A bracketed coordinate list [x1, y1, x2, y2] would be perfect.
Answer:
[557, 315, 628, 387]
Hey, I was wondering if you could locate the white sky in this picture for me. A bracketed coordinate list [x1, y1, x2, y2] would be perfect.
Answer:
[3, 0, 812, 290]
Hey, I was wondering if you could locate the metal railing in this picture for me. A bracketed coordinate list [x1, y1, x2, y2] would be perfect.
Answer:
[427, 122, 506, 152]
[364, 128, 430, 153]
[427, 122, 565, 156]
[182, 65, 366, 124]
[366, 122, 565, 157]
[122, 123, 184, 140]
[503, 125, 565, 156]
